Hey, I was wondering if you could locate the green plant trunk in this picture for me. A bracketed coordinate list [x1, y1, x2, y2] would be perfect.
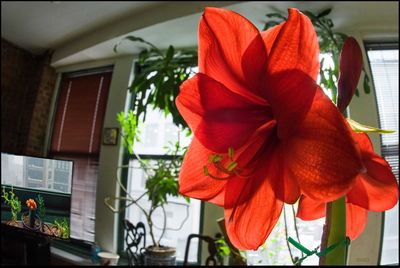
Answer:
[29, 210, 35, 228]
[321, 196, 347, 265]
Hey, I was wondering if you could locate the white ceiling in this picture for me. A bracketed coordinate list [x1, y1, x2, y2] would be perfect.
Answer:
[1, 1, 398, 68]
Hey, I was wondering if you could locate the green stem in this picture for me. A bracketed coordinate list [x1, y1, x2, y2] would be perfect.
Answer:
[29, 210, 35, 228]
[320, 196, 347, 265]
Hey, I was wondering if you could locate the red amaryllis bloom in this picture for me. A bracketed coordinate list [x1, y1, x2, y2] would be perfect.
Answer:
[297, 132, 398, 240]
[337, 37, 363, 112]
[176, 7, 363, 249]
[26, 199, 37, 210]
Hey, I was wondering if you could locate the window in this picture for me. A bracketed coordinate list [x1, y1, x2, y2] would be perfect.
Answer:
[50, 67, 113, 242]
[365, 43, 399, 265]
[245, 204, 325, 265]
[123, 105, 202, 263]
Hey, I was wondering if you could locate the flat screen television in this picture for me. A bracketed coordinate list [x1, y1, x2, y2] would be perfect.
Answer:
[1, 152, 73, 240]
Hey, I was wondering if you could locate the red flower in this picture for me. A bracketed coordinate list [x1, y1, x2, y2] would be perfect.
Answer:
[176, 7, 363, 249]
[297, 132, 398, 240]
[337, 37, 363, 112]
[26, 199, 37, 210]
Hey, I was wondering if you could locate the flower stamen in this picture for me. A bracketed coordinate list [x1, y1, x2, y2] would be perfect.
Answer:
[203, 147, 249, 181]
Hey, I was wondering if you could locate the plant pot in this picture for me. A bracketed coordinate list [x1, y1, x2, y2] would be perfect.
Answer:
[21, 211, 42, 232]
[143, 246, 176, 266]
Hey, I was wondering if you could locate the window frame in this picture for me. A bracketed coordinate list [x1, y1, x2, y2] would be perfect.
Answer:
[364, 41, 399, 265]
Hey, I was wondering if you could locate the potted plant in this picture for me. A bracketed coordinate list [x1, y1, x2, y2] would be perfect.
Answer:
[116, 125, 189, 265]
[109, 36, 197, 265]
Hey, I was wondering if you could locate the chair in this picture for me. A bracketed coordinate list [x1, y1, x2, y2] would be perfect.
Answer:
[123, 219, 146, 266]
[183, 233, 221, 266]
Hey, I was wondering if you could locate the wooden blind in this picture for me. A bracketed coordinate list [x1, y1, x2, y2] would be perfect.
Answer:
[50, 69, 112, 242]
[51, 72, 112, 155]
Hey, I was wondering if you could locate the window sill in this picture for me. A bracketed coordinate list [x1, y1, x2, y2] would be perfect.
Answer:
[51, 246, 93, 265]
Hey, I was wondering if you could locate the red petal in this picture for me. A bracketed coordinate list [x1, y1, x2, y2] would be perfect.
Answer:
[178, 120, 276, 207]
[284, 89, 363, 202]
[198, 7, 268, 104]
[261, 9, 320, 139]
[337, 37, 363, 112]
[296, 195, 326, 220]
[347, 158, 398, 211]
[267, 8, 319, 80]
[267, 70, 318, 139]
[268, 139, 301, 204]
[347, 132, 398, 211]
[178, 137, 227, 206]
[261, 23, 284, 56]
[346, 202, 367, 240]
[223, 161, 284, 250]
[351, 132, 374, 154]
[176, 73, 272, 153]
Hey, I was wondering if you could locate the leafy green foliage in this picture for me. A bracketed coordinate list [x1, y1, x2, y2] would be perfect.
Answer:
[117, 110, 140, 154]
[215, 237, 231, 259]
[263, 8, 371, 104]
[53, 217, 69, 239]
[145, 142, 189, 207]
[115, 36, 197, 131]
[2, 186, 22, 221]
[36, 194, 45, 220]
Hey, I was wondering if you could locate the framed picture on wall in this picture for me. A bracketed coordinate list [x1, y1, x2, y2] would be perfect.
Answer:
[103, 128, 119, 145]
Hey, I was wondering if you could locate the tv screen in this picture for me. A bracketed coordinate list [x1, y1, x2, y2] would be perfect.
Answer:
[1, 152, 73, 240]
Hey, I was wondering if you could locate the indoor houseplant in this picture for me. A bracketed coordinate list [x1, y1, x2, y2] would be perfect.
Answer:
[109, 35, 197, 265]
[105, 137, 189, 265]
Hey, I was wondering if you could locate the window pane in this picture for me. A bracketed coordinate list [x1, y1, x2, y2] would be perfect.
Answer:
[132, 108, 191, 155]
[367, 47, 399, 265]
[245, 204, 324, 265]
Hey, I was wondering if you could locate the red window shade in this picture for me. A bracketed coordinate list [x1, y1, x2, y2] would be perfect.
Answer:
[51, 72, 112, 155]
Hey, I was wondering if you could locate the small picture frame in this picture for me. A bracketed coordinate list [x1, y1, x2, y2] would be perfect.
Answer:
[103, 128, 119, 145]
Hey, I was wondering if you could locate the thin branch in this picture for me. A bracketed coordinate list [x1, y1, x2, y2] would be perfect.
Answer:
[283, 205, 296, 264]
[292, 204, 304, 259]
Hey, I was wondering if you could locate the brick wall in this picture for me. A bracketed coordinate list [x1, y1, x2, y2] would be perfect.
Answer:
[1, 38, 57, 157]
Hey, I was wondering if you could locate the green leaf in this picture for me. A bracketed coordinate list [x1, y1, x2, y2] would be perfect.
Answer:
[347, 118, 395, 133]
[363, 75, 371, 94]
[266, 13, 286, 19]
[317, 8, 332, 18]
[165, 45, 174, 64]
[263, 21, 280, 31]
